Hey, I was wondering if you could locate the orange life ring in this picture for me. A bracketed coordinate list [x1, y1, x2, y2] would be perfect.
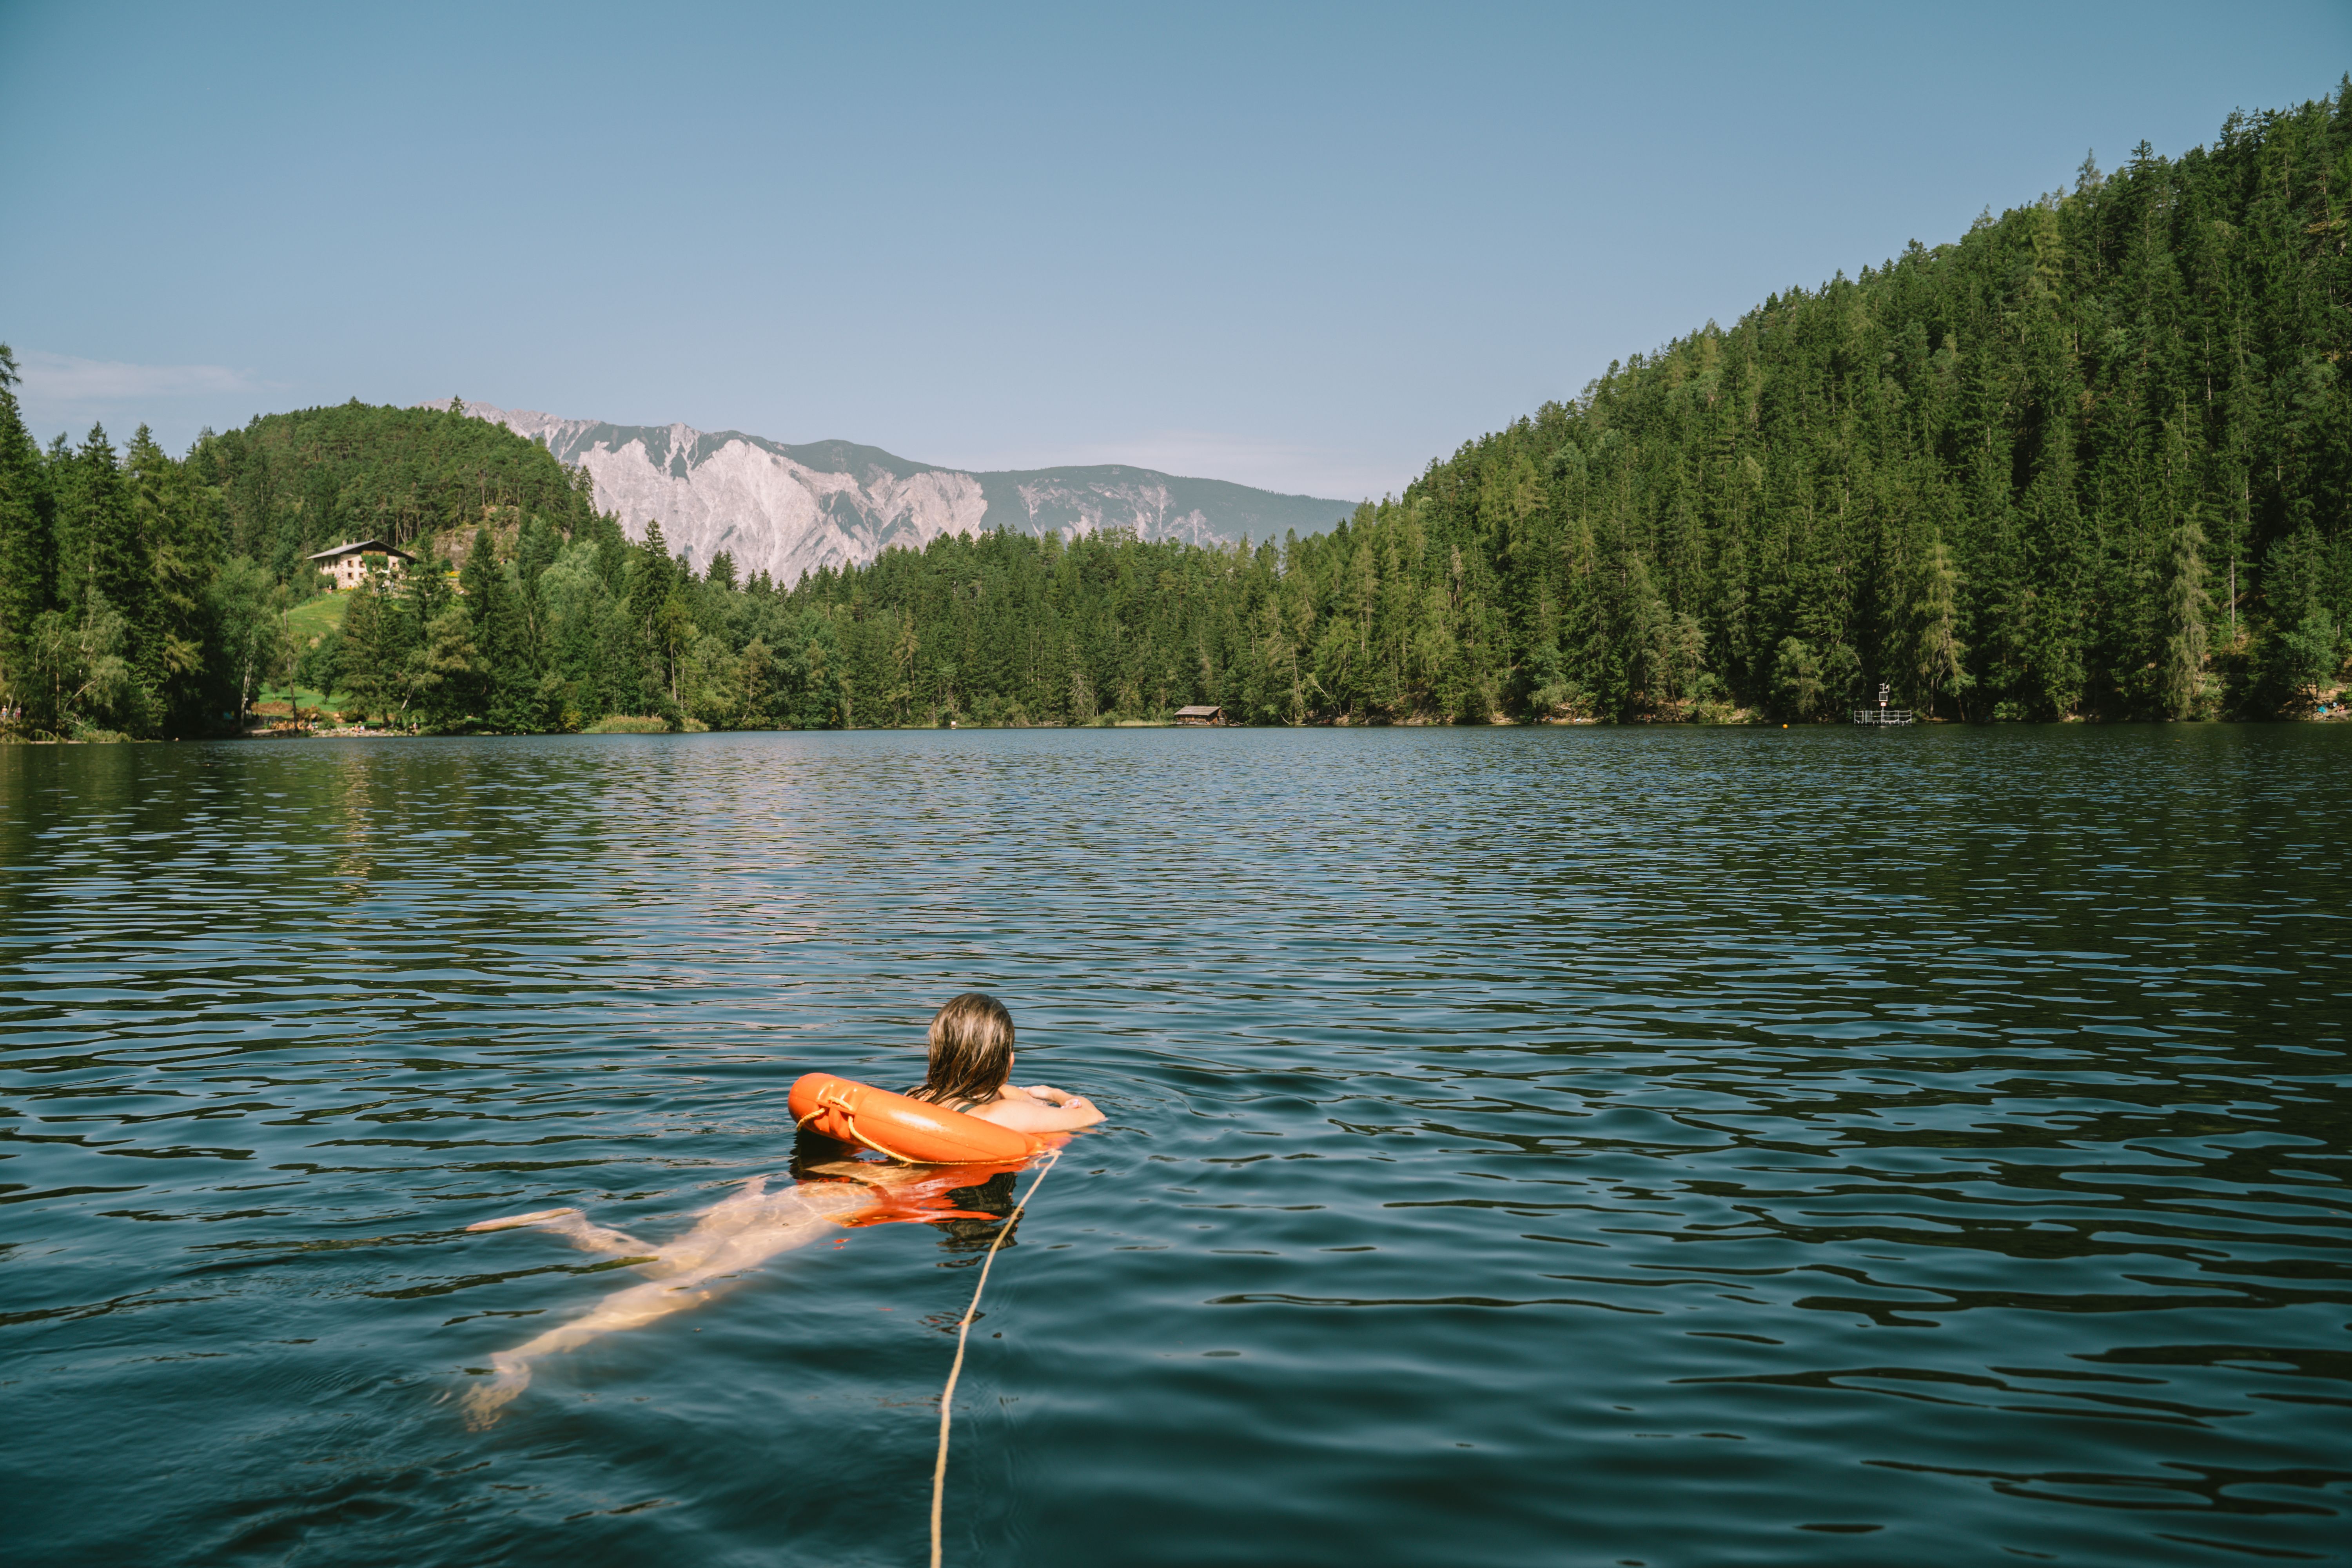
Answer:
[789, 1072, 1041, 1165]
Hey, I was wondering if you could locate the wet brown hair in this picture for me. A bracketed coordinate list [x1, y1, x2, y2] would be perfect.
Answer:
[907, 993, 1016, 1107]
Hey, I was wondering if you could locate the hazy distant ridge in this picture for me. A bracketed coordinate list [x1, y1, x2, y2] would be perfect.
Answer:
[438, 401, 1350, 582]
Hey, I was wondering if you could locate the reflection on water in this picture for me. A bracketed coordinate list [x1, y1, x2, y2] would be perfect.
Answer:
[3, 728, 2347, 1566]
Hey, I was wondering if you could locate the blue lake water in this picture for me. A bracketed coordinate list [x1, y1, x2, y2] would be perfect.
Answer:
[4, 726, 2348, 1566]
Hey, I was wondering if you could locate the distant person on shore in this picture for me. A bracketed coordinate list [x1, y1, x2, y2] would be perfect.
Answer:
[456, 992, 1099, 1426]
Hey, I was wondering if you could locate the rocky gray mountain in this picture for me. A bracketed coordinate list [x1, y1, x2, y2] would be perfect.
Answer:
[435, 401, 1352, 583]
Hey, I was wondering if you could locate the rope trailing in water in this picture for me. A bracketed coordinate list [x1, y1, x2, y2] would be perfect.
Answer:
[929, 1143, 1063, 1568]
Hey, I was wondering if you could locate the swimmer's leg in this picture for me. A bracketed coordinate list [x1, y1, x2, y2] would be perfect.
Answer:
[465, 1207, 657, 1258]
[461, 1274, 701, 1428]
[461, 1181, 863, 1429]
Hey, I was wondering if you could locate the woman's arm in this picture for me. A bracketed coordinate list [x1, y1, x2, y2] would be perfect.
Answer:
[969, 1083, 1105, 1132]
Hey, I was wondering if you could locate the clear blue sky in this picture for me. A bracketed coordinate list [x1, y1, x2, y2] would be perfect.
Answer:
[4, 1, 2345, 501]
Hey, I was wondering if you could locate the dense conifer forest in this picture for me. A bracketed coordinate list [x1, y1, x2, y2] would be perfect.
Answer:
[1, 86, 2346, 738]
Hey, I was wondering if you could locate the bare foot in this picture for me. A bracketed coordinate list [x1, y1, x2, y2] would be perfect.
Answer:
[460, 1352, 531, 1430]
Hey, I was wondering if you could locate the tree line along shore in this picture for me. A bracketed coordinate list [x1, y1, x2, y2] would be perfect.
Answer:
[2, 87, 2347, 740]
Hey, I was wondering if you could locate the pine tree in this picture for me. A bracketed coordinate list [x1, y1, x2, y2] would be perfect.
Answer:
[2159, 512, 2213, 718]
[126, 425, 221, 733]
[46, 426, 150, 730]
[55, 427, 133, 628]
[0, 347, 54, 719]
[338, 573, 393, 724]
[458, 526, 510, 725]
[1910, 537, 1972, 719]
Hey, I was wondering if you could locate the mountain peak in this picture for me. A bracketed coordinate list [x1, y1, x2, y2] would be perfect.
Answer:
[430, 400, 1349, 580]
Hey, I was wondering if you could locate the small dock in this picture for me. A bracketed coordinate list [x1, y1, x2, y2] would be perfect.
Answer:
[1853, 682, 1914, 726]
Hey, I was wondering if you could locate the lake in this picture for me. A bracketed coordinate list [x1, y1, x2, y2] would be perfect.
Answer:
[4, 726, 2347, 1566]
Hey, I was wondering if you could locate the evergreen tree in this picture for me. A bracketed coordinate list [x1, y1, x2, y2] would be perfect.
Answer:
[1910, 538, 1971, 719]
[0, 347, 54, 719]
[337, 571, 396, 723]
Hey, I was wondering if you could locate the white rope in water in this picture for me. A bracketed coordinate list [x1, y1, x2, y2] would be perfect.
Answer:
[929, 1143, 1063, 1568]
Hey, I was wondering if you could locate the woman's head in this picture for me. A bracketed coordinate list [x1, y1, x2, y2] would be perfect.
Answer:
[913, 993, 1016, 1105]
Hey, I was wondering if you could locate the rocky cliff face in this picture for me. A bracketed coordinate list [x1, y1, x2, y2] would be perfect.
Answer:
[443, 401, 1349, 582]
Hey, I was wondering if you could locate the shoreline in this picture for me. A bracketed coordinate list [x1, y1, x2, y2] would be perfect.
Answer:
[8, 710, 2348, 744]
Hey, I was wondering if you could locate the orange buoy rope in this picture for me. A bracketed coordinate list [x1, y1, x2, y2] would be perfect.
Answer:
[929, 1141, 1062, 1568]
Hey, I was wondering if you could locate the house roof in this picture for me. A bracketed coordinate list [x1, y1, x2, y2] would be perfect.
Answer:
[1174, 705, 1224, 717]
[308, 539, 417, 563]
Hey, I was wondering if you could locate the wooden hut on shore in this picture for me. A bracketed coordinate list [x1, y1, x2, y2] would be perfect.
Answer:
[1174, 705, 1228, 726]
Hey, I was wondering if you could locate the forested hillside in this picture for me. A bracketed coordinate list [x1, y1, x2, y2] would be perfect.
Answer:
[0, 394, 624, 737]
[789, 86, 2351, 726]
[1364, 91, 2352, 722]
[1, 86, 2345, 738]
[207, 400, 603, 580]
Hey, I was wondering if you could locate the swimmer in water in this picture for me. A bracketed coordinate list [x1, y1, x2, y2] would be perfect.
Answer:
[456, 993, 1098, 1427]
[906, 992, 1105, 1133]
